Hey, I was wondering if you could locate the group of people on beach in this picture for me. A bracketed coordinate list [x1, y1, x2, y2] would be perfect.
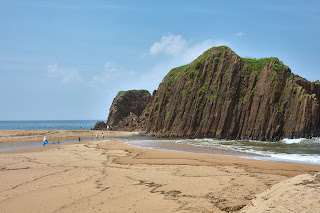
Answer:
[83, 126, 113, 131]
[96, 133, 104, 140]
[43, 132, 107, 146]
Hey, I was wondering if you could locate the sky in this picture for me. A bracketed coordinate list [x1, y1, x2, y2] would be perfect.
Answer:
[0, 0, 320, 120]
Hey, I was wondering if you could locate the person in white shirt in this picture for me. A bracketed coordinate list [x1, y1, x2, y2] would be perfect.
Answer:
[43, 136, 48, 146]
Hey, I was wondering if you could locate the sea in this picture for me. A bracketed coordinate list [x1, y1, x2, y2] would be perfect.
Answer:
[1, 120, 320, 165]
[0, 120, 100, 130]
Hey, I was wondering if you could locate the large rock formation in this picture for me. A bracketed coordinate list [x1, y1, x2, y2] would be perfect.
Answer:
[106, 90, 151, 131]
[104, 46, 320, 140]
[139, 46, 320, 141]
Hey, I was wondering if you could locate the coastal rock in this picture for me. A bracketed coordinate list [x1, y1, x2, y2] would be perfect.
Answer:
[117, 112, 144, 132]
[93, 121, 107, 130]
[139, 46, 320, 141]
[105, 46, 320, 140]
[106, 90, 151, 130]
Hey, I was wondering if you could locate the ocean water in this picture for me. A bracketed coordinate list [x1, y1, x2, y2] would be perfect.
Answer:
[126, 137, 320, 165]
[0, 120, 100, 130]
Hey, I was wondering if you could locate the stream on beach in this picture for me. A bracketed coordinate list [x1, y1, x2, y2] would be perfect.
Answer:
[0, 137, 99, 152]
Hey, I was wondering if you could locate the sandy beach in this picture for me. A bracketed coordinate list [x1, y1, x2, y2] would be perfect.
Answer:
[1, 130, 320, 212]
[0, 130, 136, 143]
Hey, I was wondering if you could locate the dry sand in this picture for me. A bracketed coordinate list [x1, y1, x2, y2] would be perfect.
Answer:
[0, 130, 320, 212]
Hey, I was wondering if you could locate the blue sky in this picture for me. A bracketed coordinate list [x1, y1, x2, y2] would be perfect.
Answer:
[1, 0, 320, 120]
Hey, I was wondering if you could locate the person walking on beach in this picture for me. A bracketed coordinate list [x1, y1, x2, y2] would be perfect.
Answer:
[102, 133, 104, 139]
[43, 136, 48, 146]
[57, 138, 60, 144]
[96, 133, 98, 140]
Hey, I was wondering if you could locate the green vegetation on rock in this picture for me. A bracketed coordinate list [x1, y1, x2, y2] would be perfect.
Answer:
[189, 71, 196, 79]
[165, 111, 170, 122]
[252, 86, 257, 93]
[117, 89, 149, 97]
[210, 94, 216, 101]
[164, 64, 189, 95]
[199, 86, 205, 92]
[195, 61, 202, 69]
[164, 46, 230, 91]
[240, 57, 287, 74]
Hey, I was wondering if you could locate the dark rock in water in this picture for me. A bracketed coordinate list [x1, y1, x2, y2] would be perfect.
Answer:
[106, 46, 320, 141]
[106, 90, 151, 131]
[93, 121, 107, 130]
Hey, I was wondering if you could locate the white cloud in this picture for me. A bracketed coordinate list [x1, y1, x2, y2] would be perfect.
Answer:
[150, 34, 231, 64]
[90, 62, 114, 87]
[89, 35, 231, 93]
[141, 34, 231, 89]
[182, 39, 230, 64]
[234, 32, 245, 37]
[90, 61, 136, 88]
[47, 64, 82, 83]
[149, 34, 188, 56]
[104, 61, 118, 72]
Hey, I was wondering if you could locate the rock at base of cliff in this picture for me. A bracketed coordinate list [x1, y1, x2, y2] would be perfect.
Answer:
[93, 121, 107, 130]
[106, 89, 151, 130]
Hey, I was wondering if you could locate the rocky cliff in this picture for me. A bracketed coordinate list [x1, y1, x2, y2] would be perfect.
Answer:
[139, 46, 320, 141]
[106, 90, 151, 131]
[93, 121, 107, 130]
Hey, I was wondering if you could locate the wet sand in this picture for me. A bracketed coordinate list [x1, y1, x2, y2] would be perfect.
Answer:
[0, 130, 320, 212]
[0, 129, 136, 143]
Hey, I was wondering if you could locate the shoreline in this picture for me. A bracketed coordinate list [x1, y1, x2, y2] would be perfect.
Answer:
[1, 130, 320, 212]
[0, 129, 138, 143]
[126, 140, 320, 166]
[1, 129, 320, 165]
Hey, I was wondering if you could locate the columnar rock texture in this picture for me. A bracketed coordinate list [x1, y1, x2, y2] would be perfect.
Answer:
[106, 90, 151, 131]
[140, 46, 320, 141]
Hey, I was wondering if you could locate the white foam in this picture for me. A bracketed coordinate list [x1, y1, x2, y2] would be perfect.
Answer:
[129, 138, 320, 165]
[281, 138, 305, 144]
[269, 153, 320, 164]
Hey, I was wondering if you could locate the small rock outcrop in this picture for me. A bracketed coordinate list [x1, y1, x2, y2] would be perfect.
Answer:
[93, 121, 107, 130]
[106, 90, 151, 130]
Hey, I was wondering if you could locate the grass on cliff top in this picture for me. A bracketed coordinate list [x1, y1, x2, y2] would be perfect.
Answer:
[117, 89, 149, 97]
[164, 46, 230, 82]
[194, 45, 229, 62]
[166, 64, 189, 81]
[163, 46, 230, 95]
[240, 57, 287, 74]
[164, 64, 189, 94]
[164, 48, 288, 90]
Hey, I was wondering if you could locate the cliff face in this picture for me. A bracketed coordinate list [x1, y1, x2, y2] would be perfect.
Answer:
[106, 90, 151, 130]
[140, 46, 320, 141]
